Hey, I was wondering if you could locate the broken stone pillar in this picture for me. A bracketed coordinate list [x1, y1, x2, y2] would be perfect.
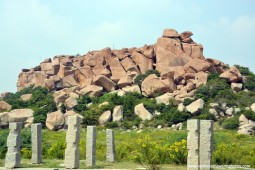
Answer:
[31, 123, 42, 164]
[86, 126, 96, 167]
[187, 119, 200, 170]
[106, 129, 116, 162]
[199, 120, 213, 170]
[5, 122, 22, 169]
[64, 115, 81, 169]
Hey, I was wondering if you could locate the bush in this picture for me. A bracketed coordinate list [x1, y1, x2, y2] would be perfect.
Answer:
[183, 98, 194, 106]
[195, 113, 216, 120]
[3, 86, 57, 126]
[0, 130, 8, 159]
[132, 136, 168, 170]
[222, 116, 239, 130]
[46, 141, 66, 159]
[105, 122, 119, 129]
[242, 110, 255, 121]
[244, 75, 255, 92]
[168, 139, 188, 164]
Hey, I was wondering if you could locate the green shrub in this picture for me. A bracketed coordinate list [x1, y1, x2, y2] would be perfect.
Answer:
[46, 141, 66, 159]
[234, 65, 254, 76]
[74, 95, 92, 112]
[195, 113, 216, 120]
[132, 136, 168, 170]
[0, 130, 8, 159]
[222, 116, 239, 130]
[244, 75, 255, 92]
[242, 110, 255, 121]
[105, 122, 119, 129]
[3, 86, 57, 126]
[183, 98, 194, 106]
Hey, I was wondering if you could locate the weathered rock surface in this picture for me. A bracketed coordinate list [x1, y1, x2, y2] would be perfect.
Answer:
[141, 74, 175, 97]
[0, 101, 12, 112]
[134, 103, 153, 120]
[238, 114, 255, 135]
[250, 103, 255, 112]
[99, 110, 112, 125]
[155, 93, 174, 105]
[20, 94, 32, 101]
[112, 105, 123, 123]
[220, 66, 242, 83]
[46, 110, 65, 130]
[15, 28, 242, 105]
[186, 99, 204, 114]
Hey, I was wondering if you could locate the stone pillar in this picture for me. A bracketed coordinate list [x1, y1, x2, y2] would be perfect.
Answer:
[86, 126, 96, 167]
[106, 129, 116, 162]
[64, 115, 81, 169]
[31, 123, 42, 164]
[187, 119, 200, 170]
[199, 120, 213, 170]
[5, 122, 22, 169]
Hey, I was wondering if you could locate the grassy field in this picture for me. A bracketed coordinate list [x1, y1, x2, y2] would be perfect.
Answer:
[0, 124, 254, 169]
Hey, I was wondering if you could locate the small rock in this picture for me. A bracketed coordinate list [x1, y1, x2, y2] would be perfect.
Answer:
[225, 108, 234, 116]
[155, 93, 174, 105]
[20, 94, 32, 101]
[251, 103, 255, 112]
[157, 125, 162, 129]
[231, 83, 243, 92]
[177, 103, 186, 112]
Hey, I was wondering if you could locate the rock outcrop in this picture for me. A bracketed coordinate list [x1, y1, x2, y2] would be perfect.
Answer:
[16, 28, 231, 102]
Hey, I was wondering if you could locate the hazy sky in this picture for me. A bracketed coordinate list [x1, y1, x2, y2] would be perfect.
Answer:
[0, 0, 255, 93]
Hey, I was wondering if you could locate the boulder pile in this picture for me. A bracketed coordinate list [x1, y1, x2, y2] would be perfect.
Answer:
[17, 28, 237, 104]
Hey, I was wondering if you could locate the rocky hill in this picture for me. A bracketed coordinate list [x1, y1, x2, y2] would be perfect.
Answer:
[1, 28, 255, 135]
[17, 28, 236, 100]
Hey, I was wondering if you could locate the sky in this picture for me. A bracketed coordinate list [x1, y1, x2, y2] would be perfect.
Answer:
[0, 0, 255, 93]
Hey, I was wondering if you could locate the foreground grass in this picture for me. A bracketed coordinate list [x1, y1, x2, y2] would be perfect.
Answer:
[0, 124, 255, 169]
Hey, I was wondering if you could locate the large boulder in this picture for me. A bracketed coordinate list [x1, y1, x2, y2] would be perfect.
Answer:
[184, 58, 213, 73]
[131, 51, 153, 74]
[46, 110, 65, 131]
[141, 74, 175, 97]
[99, 110, 112, 126]
[112, 105, 123, 123]
[107, 57, 127, 82]
[93, 75, 116, 92]
[162, 28, 179, 38]
[134, 103, 153, 121]
[117, 76, 133, 89]
[220, 66, 242, 83]
[79, 85, 103, 97]
[8, 109, 34, 128]
[155, 37, 190, 73]
[0, 101, 12, 112]
[155, 93, 174, 105]
[64, 96, 78, 110]
[186, 99, 204, 114]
